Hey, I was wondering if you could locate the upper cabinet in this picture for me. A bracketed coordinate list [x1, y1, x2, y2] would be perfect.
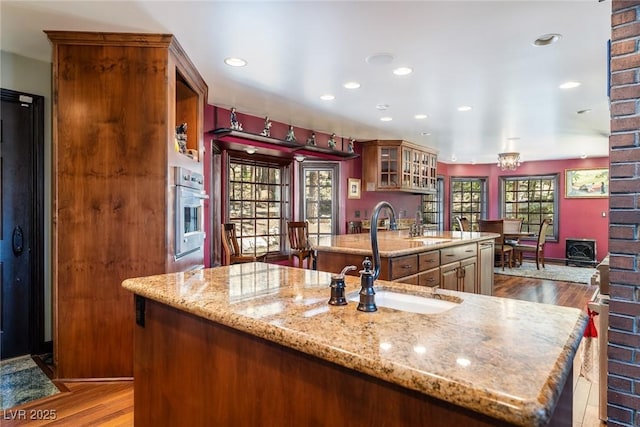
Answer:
[362, 140, 437, 194]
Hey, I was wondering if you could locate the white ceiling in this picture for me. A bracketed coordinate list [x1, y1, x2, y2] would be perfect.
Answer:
[1, 1, 612, 164]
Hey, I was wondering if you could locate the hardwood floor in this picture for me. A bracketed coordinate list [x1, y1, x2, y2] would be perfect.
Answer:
[6, 274, 602, 426]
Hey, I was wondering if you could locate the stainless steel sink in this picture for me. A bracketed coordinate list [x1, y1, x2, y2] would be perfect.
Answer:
[349, 290, 460, 314]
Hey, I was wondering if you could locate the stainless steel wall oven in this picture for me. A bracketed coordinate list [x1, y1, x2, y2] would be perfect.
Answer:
[174, 167, 207, 259]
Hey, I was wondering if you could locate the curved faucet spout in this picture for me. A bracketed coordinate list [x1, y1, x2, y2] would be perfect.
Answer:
[370, 201, 398, 281]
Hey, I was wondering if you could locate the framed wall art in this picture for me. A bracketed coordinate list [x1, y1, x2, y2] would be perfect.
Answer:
[348, 178, 361, 199]
[565, 168, 609, 198]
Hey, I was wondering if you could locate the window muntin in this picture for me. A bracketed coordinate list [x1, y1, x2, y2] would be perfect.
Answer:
[450, 178, 487, 231]
[422, 176, 444, 231]
[500, 175, 558, 239]
[227, 159, 290, 256]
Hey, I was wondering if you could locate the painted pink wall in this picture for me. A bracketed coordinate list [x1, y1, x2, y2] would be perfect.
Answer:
[439, 157, 609, 262]
[203, 104, 609, 262]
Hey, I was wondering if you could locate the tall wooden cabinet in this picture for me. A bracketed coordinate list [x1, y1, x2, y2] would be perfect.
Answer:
[46, 31, 207, 378]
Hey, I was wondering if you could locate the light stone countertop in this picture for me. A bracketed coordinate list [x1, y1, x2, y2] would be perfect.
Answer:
[313, 230, 500, 257]
[122, 262, 586, 427]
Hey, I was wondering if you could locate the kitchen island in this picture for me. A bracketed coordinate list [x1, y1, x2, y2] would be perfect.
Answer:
[123, 263, 585, 426]
[315, 230, 499, 294]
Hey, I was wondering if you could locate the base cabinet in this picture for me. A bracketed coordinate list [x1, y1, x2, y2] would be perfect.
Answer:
[316, 239, 495, 295]
[441, 258, 476, 293]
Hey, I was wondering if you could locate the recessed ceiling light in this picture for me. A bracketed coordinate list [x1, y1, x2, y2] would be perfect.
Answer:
[414, 114, 428, 119]
[343, 81, 361, 89]
[559, 81, 581, 89]
[507, 137, 521, 141]
[451, 154, 457, 162]
[380, 117, 393, 122]
[458, 105, 472, 112]
[533, 33, 562, 46]
[376, 104, 389, 111]
[420, 132, 431, 136]
[244, 146, 256, 154]
[224, 57, 247, 67]
[577, 109, 592, 114]
[580, 153, 588, 159]
[320, 94, 335, 101]
[365, 52, 395, 65]
[393, 67, 413, 76]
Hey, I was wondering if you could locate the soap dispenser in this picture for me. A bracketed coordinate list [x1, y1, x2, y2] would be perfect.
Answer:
[328, 265, 357, 305]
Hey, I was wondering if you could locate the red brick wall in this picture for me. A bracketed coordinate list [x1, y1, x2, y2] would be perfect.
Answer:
[610, 2, 640, 426]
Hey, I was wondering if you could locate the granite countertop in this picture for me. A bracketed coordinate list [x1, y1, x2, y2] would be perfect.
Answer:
[122, 263, 586, 427]
[314, 230, 500, 257]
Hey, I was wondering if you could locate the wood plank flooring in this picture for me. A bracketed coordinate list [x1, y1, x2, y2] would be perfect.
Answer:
[4, 272, 603, 426]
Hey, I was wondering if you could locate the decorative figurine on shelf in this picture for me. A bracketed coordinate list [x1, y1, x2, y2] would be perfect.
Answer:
[328, 133, 337, 149]
[230, 107, 243, 131]
[347, 137, 355, 153]
[285, 125, 296, 142]
[306, 132, 317, 146]
[175, 122, 187, 154]
[260, 116, 272, 137]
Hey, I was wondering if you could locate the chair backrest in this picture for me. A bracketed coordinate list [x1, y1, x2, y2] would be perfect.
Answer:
[454, 216, 470, 231]
[478, 219, 506, 244]
[287, 221, 310, 251]
[221, 223, 242, 265]
[536, 219, 552, 247]
[503, 218, 523, 234]
[347, 220, 363, 234]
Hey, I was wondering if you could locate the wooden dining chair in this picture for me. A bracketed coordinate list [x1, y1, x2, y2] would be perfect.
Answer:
[503, 218, 523, 246]
[221, 223, 268, 266]
[454, 216, 470, 231]
[478, 219, 513, 270]
[287, 221, 315, 269]
[514, 219, 551, 270]
[347, 220, 363, 234]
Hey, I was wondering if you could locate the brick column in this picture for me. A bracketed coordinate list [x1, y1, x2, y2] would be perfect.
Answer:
[610, 2, 640, 426]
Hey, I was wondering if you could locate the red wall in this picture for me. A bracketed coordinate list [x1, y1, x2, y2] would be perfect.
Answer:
[439, 157, 609, 262]
[203, 104, 609, 263]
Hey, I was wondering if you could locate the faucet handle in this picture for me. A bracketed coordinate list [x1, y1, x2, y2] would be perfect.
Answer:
[338, 265, 357, 277]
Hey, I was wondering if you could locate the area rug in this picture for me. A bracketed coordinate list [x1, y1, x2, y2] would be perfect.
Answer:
[494, 262, 597, 284]
[1, 355, 60, 410]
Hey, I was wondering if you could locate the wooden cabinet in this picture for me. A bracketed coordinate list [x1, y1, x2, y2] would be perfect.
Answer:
[478, 240, 495, 296]
[362, 140, 437, 194]
[46, 31, 207, 378]
[316, 240, 494, 295]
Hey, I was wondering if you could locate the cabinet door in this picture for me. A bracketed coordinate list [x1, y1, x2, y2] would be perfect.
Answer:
[478, 241, 495, 295]
[440, 262, 459, 291]
[460, 258, 476, 294]
[401, 147, 412, 188]
[379, 146, 399, 188]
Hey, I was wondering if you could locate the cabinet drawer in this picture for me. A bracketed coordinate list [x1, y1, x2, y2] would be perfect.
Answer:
[396, 274, 419, 285]
[418, 251, 439, 271]
[440, 243, 477, 264]
[389, 254, 418, 280]
[418, 268, 440, 288]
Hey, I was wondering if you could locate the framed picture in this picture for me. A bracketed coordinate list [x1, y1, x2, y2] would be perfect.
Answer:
[348, 178, 361, 199]
[565, 168, 609, 198]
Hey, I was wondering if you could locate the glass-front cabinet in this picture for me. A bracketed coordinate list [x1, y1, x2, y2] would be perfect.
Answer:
[362, 140, 437, 194]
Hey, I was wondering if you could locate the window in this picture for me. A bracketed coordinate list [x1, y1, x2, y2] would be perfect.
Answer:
[500, 175, 558, 239]
[422, 176, 444, 231]
[227, 158, 290, 256]
[450, 178, 487, 231]
[301, 163, 339, 242]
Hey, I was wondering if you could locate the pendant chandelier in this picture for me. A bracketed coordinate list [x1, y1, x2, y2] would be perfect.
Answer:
[497, 152, 521, 171]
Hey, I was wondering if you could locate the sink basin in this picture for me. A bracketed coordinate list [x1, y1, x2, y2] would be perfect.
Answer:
[349, 290, 460, 314]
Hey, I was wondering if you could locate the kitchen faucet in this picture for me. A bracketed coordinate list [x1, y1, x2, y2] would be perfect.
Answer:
[370, 201, 398, 281]
[357, 201, 398, 312]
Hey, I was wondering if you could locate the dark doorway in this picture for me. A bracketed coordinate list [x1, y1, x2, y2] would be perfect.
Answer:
[1, 88, 45, 359]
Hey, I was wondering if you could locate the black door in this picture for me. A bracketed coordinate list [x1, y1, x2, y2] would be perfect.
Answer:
[0, 89, 45, 359]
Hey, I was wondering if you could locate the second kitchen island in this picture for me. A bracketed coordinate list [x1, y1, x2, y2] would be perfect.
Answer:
[314, 230, 499, 295]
